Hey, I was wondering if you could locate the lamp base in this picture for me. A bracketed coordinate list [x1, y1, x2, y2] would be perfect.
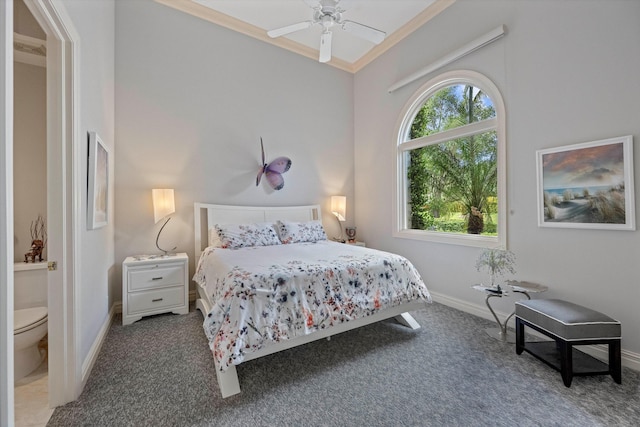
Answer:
[156, 217, 177, 255]
[331, 213, 345, 243]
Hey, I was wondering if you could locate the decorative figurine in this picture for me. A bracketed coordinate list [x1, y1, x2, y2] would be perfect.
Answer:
[345, 226, 357, 243]
[256, 137, 292, 191]
[24, 215, 46, 263]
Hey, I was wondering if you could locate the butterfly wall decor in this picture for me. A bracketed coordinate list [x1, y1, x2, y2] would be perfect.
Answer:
[256, 138, 292, 191]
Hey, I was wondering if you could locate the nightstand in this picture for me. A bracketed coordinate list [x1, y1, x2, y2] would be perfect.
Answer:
[122, 253, 189, 326]
[347, 241, 366, 247]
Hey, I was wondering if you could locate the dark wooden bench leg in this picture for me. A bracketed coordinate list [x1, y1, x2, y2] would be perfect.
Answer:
[610, 340, 622, 384]
[559, 340, 573, 387]
[515, 317, 525, 355]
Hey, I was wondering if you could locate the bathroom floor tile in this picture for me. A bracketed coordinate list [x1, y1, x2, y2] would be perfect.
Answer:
[14, 362, 52, 427]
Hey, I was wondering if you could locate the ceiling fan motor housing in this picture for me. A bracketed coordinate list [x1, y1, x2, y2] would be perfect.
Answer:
[268, 0, 386, 63]
[315, 7, 342, 26]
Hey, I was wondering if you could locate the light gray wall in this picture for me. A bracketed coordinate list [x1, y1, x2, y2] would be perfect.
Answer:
[354, 0, 640, 355]
[13, 62, 46, 262]
[61, 0, 115, 362]
[114, 0, 355, 301]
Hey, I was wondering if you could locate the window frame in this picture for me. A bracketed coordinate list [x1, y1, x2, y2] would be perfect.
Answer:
[393, 70, 507, 248]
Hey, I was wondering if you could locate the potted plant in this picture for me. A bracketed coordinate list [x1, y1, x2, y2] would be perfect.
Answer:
[475, 247, 516, 292]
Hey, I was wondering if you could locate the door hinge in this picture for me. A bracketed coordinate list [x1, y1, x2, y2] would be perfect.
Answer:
[48, 261, 57, 271]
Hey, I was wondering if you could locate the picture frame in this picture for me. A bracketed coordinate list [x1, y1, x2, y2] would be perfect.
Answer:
[87, 131, 109, 229]
[536, 135, 634, 230]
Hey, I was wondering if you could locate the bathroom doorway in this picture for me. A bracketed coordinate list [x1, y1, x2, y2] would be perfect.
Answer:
[13, 0, 50, 423]
[1, 0, 81, 424]
[22, 0, 82, 409]
[21, 0, 82, 410]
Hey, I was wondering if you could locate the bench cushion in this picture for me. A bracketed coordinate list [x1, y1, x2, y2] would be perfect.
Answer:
[515, 299, 621, 341]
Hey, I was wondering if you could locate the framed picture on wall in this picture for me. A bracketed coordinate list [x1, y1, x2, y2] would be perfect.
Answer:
[87, 131, 109, 230]
[536, 135, 635, 230]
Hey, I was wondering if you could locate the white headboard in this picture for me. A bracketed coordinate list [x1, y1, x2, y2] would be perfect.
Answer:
[194, 203, 322, 260]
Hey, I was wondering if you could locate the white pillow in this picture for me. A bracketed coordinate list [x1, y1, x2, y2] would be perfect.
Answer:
[214, 223, 281, 249]
[276, 220, 327, 244]
[208, 227, 223, 248]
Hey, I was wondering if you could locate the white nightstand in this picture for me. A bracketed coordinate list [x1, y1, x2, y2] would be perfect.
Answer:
[122, 253, 189, 326]
[347, 241, 366, 247]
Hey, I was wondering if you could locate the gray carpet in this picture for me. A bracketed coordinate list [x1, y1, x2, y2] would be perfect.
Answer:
[47, 302, 640, 426]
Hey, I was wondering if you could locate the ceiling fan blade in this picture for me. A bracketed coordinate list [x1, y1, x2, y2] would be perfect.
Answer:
[342, 20, 386, 45]
[267, 21, 313, 38]
[319, 31, 332, 63]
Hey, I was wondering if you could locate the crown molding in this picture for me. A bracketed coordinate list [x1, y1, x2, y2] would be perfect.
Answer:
[155, 0, 455, 74]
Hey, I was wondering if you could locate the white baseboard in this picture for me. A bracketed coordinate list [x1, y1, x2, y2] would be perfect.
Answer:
[429, 291, 640, 372]
[80, 303, 119, 388]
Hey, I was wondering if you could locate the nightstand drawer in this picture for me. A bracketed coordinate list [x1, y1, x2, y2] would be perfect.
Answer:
[127, 286, 185, 314]
[128, 264, 184, 292]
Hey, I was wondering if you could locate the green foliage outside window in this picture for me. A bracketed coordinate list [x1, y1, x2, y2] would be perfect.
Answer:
[407, 85, 498, 235]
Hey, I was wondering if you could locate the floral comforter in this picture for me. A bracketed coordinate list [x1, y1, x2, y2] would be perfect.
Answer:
[193, 241, 431, 371]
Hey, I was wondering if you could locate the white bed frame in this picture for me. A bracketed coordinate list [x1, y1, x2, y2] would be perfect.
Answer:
[193, 203, 425, 398]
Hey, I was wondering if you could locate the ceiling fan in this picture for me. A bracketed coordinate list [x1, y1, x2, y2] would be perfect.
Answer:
[267, 0, 386, 63]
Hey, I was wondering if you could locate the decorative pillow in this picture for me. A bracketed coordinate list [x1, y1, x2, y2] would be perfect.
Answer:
[208, 227, 223, 248]
[277, 220, 327, 244]
[214, 223, 281, 249]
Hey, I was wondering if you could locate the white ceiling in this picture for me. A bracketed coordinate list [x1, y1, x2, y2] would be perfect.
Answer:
[157, 0, 453, 72]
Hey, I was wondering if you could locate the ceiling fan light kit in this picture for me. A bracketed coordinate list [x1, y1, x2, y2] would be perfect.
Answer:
[267, 0, 386, 63]
[319, 30, 333, 63]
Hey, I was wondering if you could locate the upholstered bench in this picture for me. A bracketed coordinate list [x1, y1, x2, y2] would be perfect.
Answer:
[515, 299, 621, 387]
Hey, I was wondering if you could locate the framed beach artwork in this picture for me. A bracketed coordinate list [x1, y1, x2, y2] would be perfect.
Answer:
[87, 131, 109, 229]
[536, 135, 635, 230]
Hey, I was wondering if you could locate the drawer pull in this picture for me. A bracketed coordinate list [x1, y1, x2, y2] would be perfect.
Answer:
[152, 298, 164, 302]
[151, 277, 163, 281]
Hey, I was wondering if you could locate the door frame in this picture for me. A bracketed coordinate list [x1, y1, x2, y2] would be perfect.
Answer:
[1, 0, 15, 424]
[1, 0, 81, 421]
[23, 0, 82, 408]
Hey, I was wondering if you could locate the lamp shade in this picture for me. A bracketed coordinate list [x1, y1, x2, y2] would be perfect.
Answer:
[331, 195, 346, 222]
[152, 189, 175, 223]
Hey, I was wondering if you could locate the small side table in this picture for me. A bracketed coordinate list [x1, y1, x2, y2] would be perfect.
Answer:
[473, 281, 548, 343]
[347, 241, 365, 247]
[122, 253, 189, 325]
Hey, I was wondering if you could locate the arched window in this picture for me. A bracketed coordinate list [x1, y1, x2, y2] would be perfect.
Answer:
[394, 70, 506, 248]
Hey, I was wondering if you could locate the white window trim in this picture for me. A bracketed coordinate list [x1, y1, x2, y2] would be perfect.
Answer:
[400, 118, 497, 152]
[392, 70, 507, 248]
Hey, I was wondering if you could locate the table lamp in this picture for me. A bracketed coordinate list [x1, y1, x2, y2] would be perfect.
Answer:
[152, 189, 177, 255]
[331, 195, 346, 243]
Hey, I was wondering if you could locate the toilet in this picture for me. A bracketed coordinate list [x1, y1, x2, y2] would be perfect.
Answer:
[14, 307, 48, 381]
[14, 261, 48, 382]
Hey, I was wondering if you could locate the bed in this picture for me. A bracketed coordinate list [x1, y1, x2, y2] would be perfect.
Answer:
[193, 203, 431, 397]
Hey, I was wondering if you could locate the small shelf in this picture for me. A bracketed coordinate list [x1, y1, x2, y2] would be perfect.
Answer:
[524, 341, 610, 375]
[14, 261, 48, 272]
